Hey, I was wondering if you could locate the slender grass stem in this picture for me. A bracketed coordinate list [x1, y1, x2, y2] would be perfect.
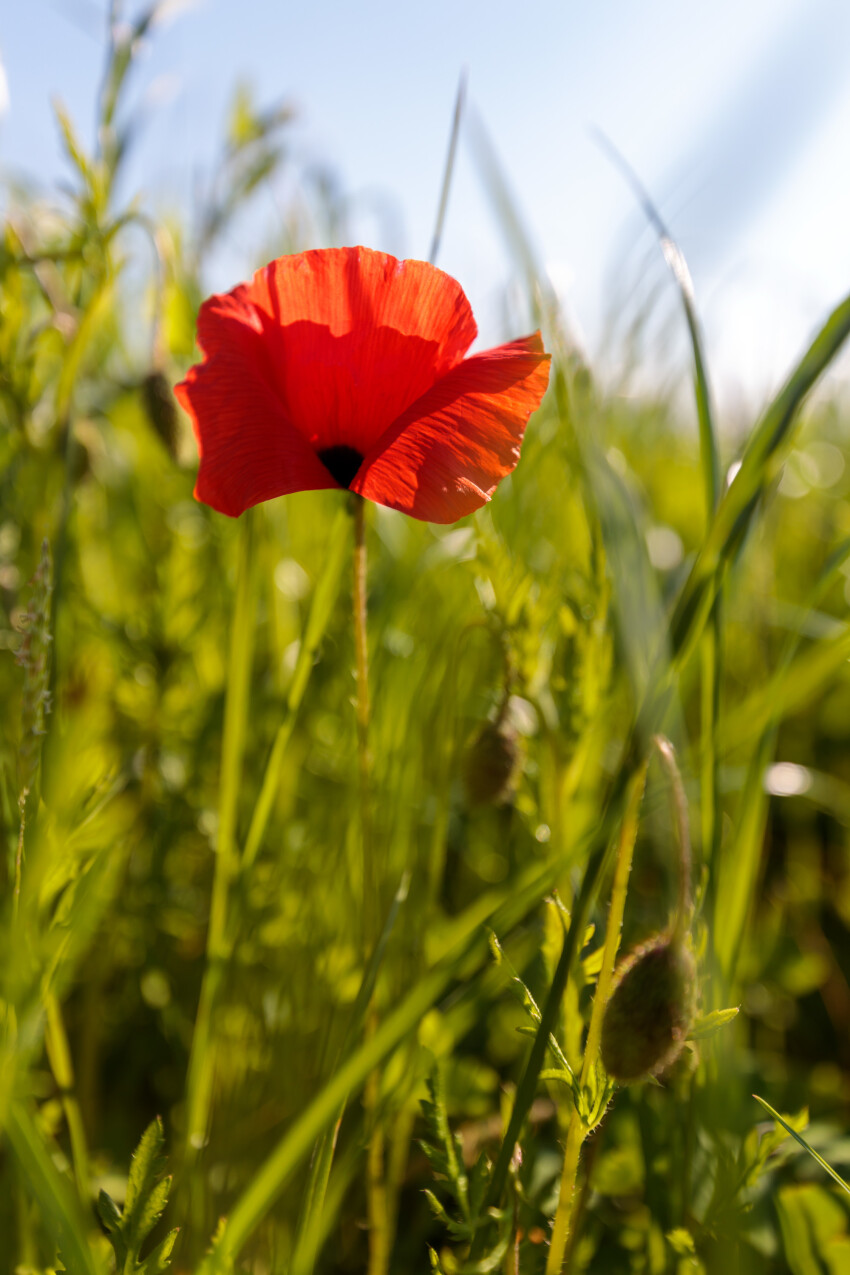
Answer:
[183, 510, 256, 1168]
[545, 762, 647, 1275]
[14, 794, 26, 922]
[44, 993, 90, 1206]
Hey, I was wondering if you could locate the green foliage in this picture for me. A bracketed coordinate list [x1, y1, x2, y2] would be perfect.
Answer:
[3, 10, 850, 1275]
[420, 1070, 511, 1272]
[97, 1118, 178, 1274]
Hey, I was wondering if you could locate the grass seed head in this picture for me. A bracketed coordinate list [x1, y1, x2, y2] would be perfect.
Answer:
[600, 932, 696, 1083]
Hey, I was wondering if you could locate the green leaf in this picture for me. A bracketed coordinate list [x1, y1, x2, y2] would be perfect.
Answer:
[689, 1007, 740, 1041]
[137, 1228, 179, 1275]
[125, 1118, 167, 1225]
[97, 1118, 175, 1274]
[777, 1183, 850, 1275]
[53, 100, 93, 186]
[754, 1096, 850, 1197]
[3, 1101, 100, 1275]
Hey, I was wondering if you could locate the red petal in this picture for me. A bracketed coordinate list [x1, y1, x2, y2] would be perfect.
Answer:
[234, 247, 478, 454]
[351, 334, 551, 523]
[175, 290, 337, 518]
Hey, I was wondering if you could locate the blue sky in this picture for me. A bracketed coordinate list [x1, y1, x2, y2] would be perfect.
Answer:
[3, 0, 850, 417]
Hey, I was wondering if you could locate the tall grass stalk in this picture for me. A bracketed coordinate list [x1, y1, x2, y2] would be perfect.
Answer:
[545, 760, 648, 1274]
[183, 511, 257, 1180]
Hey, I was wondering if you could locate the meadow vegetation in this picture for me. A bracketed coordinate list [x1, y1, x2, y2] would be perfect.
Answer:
[4, 11, 850, 1274]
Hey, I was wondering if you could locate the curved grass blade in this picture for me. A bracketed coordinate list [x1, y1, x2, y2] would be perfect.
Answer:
[4, 1100, 101, 1275]
[183, 510, 257, 1162]
[669, 291, 850, 670]
[201, 840, 609, 1270]
[713, 728, 774, 983]
[428, 70, 467, 266]
[241, 505, 350, 870]
[291, 872, 410, 1275]
[754, 1095, 850, 1197]
[714, 536, 850, 983]
[589, 128, 720, 517]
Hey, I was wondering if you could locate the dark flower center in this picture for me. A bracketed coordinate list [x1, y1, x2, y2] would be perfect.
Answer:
[317, 444, 364, 489]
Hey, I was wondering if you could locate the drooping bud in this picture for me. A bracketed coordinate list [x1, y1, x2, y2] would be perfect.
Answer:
[461, 717, 519, 807]
[141, 370, 179, 460]
[600, 933, 696, 1083]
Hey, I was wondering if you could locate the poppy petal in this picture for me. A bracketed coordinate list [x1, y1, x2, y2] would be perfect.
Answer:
[236, 247, 479, 454]
[175, 291, 338, 518]
[351, 333, 550, 523]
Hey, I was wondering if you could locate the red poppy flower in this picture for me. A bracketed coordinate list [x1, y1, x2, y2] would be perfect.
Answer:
[175, 246, 550, 523]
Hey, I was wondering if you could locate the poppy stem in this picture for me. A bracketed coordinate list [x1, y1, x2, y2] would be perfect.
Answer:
[352, 494, 376, 948]
[351, 495, 389, 1275]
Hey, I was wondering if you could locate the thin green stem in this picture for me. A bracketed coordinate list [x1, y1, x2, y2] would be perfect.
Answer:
[652, 736, 693, 940]
[242, 506, 350, 872]
[14, 793, 26, 922]
[545, 762, 647, 1275]
[183, 510, 256, 1164]
[44, 993, 90, 1206]
[352, 496, 376, 949]
[351, 496, 389, 1275]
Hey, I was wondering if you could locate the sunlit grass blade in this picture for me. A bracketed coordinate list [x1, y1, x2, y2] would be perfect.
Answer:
[292, 872, 410, 1275]
[465, 108, 556, 329]
[589, 127, 720, 516]
[183, 510, 257, 1162]
[428, 69, 467, 266]
[719, 622, 850, 756]
[202, 947, 477, 1269]
[754, 1095, 850, 1196]
[202, 841, 606, 1269]
[4, 1100, 101, 1275]
[713, 728, 774, 984]
[669, 291, 850, 669]
[242, 505, 350, 870]
[718, 535, 850, 756]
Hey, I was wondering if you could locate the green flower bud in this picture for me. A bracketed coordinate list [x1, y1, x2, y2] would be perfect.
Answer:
[600, 933, 696, 1083]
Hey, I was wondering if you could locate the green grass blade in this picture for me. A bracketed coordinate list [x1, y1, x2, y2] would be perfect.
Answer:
[242, 505, 349, 870]
[291, 872, 410, 1274]
[4, 1100, 101, 1275]
[714, 729, 774, 983]
[184, 510, 257, 1158]
[202, 843, 603, 1269]
[754, 1096, 850, 1196]
[720, 623, 850, 755]
[428, 70, 467, 265]
[669, 291, 850, 668]
[590, 128, 719, 516]
[203, 951, 475, 1268]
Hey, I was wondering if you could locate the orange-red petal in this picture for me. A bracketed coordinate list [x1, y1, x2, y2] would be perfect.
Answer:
[175, 291, 337, 517]
[351, 333, 551, 523]
[229, 247, 478, 455]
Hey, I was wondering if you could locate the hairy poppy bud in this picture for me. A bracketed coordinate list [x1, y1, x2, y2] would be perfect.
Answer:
[600, 934, 696, 1082]
[462, 718, 519, 807]
[141, 370, 179, 460]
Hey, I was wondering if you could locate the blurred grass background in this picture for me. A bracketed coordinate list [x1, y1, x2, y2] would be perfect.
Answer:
[4, 7, 850, 1274]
